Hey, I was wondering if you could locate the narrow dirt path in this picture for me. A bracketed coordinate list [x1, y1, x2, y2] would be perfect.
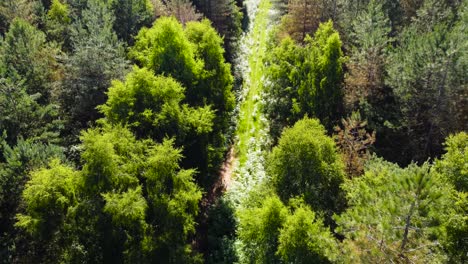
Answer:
[192, 147, 237, 252]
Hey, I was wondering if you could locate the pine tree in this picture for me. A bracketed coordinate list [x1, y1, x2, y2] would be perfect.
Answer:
[336, 158, 454, 262]
[279, 0, 322, 43]
[60, 0, 129, 143]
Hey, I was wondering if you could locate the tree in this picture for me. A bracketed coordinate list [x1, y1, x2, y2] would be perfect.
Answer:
[386, 0, 466, 162]
[192, 0, 243, 62]
[16, 125, 203, 263]
[110, 0, 154, 44]
[204, 198, 238, 264]
[299, 21, 344, 129]
[435, 132, 468, 192]
[0, 139, 63, 262]
[99, 66, 214, 145]
[268, 117, 345, 224]
[156, 0, 202, 25]
[130, 17, 234, 186]
[344, 0, 392, 111]
[0, 0, 42, 34]
[60, 0, 129, 143]
[336, 158, 454, 263]
[263, 36, 303, 140]
[334, 112, 375, 178]
[185, 19, 235, 173]
[279, 0, 322, 43]
[237, 195, 287, 263]
[277, 204, 338, 264]
[130, 17, 200, 90]
[0, 78, 62, 146]
[434, 132, 468, 263]
[45, 0, 72, 50]
[0, 18, 60, 105]
[264, 21, 345, 137]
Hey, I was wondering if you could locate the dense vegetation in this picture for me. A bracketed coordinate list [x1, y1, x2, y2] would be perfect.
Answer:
[0, 0, 466, 263]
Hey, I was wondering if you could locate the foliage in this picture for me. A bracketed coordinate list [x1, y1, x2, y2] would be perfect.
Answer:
[129, 17, 234, 185]
[192, 0, 243, 61]
[268, 117, 345, 224]
[0, 138, 63, 262]
[237, 195, 287, 263]
[435, 132, 468, 192]
[16, 125, 203, 263]
[16, 160, 79, 236]
[277, 204, 338, 264]
[45, 0, 72, 49]
[264, 21, 345, 136]
[60, 0, 129, 142]
[205, 198, 238, 264]
[130, 16, 200, 88]
[278, 0, 323, 43]
[0, 0, 43, 34]
[336, 158, 453, 263]
[110, 0, 154, 44]
[385, 0, 466, 163]
[434, 132, 468, 263]
[344, 0, 391, 110]
[263, 36, 303, 140]
[334, 112, 375, 178]
[100, 67, 213, 142]
[0, 18, 60, 104]
[0, 79, 62, 145]
[155, 0, 202, 25]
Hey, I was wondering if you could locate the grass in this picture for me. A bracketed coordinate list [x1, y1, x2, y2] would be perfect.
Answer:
[235, 0, 272, 166]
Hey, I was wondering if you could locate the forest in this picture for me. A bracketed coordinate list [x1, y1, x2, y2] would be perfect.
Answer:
[0, 0, 466, 263]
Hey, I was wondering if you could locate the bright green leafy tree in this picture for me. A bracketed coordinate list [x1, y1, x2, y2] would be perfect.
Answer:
[16, 125, 202, 263]
[268, 117, 345, 225]
[277, 204, 339, 264]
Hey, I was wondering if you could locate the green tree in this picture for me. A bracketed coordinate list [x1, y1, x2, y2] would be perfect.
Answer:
[110, 0, 154, 44]
[268, 117, 345, 224]
[386, 0, 466, 163]
[0, 0, 42, 34]
[336, 158, 453, 263]
[277, 204, 338, 264]
[15, 159, 79, 263]
[263, 35, 304, 140]
[184, 19, 235, 175]
[99, 67, 215, 184]
[130, 16, 200, 89]
[0, 139, 63, 262]
[45, 0, 72, 49]
[100, 67, 214, 140]
[205, 198, 238, 264]
[264, 21, 345, 135]
[129, 17, 234, 186]
[16, 125, 203, 263]
[0, 18, 60, 105]
[192, 0, 243, 61]
[299, 21, 345, 129]
[237, 195, 288, 264]
[60, 0, 129, 142]
[434, 132, 468, 263]
[0, 78, 61, 146]
[435, 132, 468, 192]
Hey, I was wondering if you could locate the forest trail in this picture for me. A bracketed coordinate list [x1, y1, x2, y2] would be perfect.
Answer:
[226, 0, 275, 206]
[194, 0, 274, 252]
